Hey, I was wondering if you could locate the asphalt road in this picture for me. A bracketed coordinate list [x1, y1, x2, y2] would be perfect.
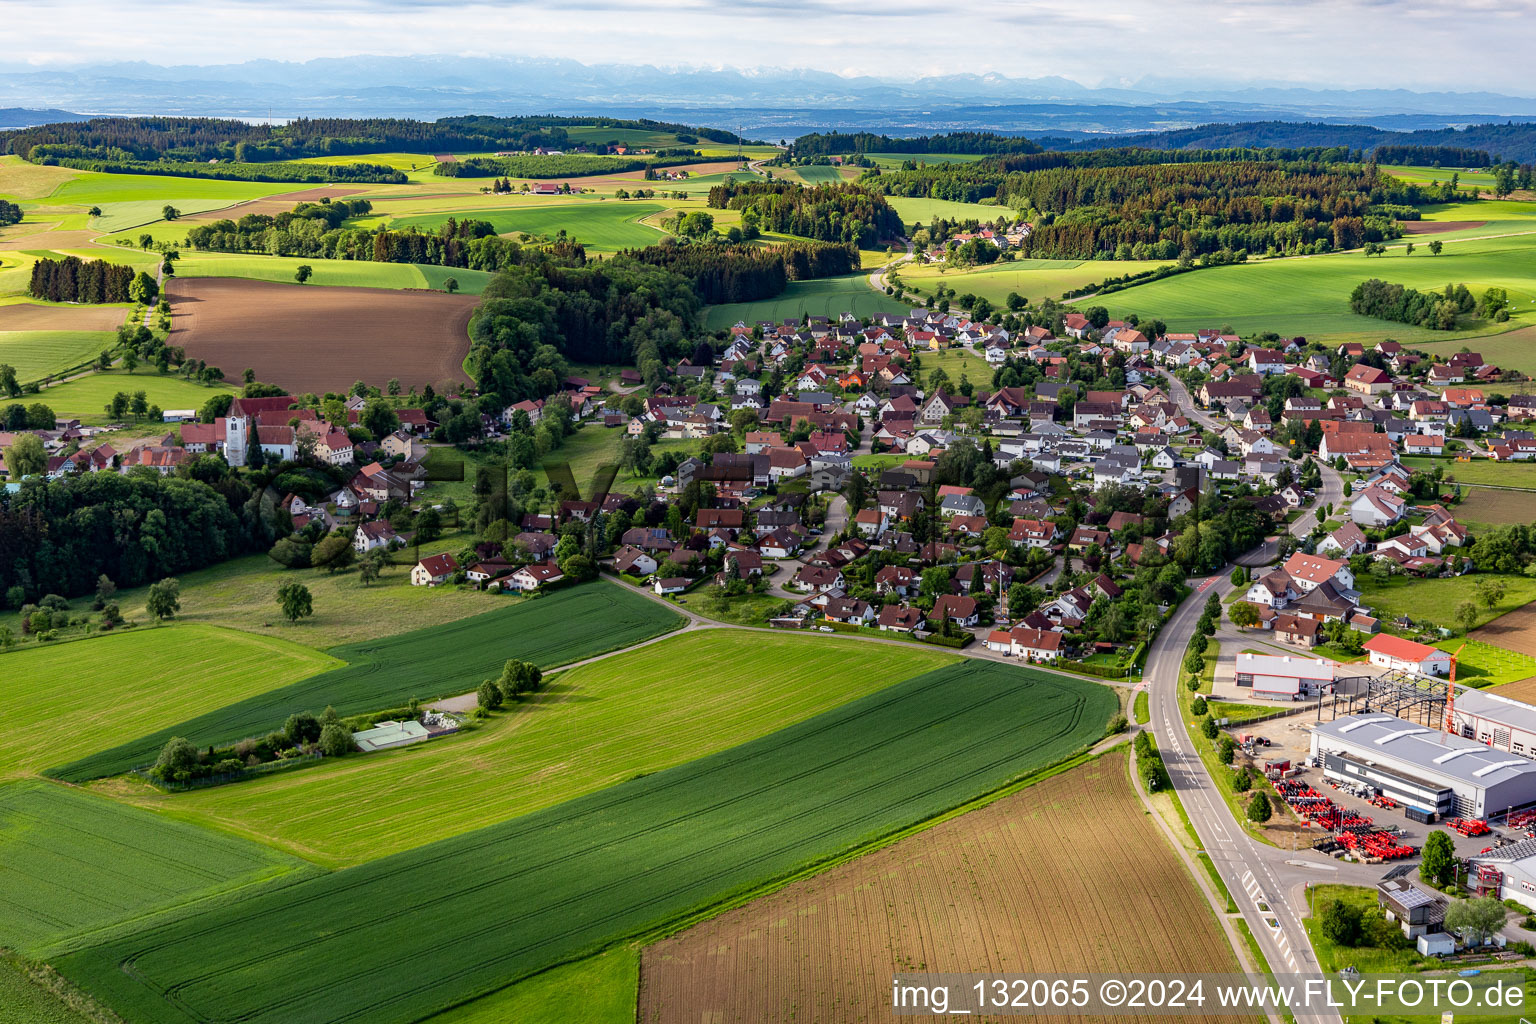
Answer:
[1146, 373, 1357, 1020]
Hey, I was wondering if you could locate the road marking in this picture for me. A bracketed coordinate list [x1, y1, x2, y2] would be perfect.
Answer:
[1285, 859, 1338, 871]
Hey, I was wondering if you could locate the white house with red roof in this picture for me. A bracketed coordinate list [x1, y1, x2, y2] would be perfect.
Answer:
[411, 552, 460, 586]
[1364, 634, 1453, 677]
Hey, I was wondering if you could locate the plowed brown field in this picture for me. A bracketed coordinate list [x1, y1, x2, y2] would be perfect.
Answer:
[1473, 600, 1536, 658]
[179, 187, 367, 223]
[0, 301, 126, 331]
[639, 750, 1244, 1024]
[166, 277, 475, 392]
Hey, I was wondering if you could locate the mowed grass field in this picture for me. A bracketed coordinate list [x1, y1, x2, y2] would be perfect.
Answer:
[1, 626, 340, 783]
[887, 195, 1012, 227]
[702, 274, 907, 329]
[1451, 486, 1536, 528]
[58, 659, 1115, 1024]
[640, 749, 1237, 1024]
[1100, 209, 1536, 346]
[53, 582, 683, 782]
[1357, 573, 1536, 633]
[173, 253, 495, 294]
[388, 201, 668, 251]
[0, 330, 119, 382]
[36, 371, 238, 419]
[0, 782, 305, 954]
[140, 631, 960, 866]
[903, 256, 1162, 307]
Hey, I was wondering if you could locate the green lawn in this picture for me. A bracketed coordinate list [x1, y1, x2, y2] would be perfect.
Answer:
[1099, 212, 1536, 346]
[888, 196, 1013, 226]
[1402, 454, 1536, 490]
[901, 257, 1162, 307]
[135, 630, 959, 866]
[702, 274, 907, 330]
[1357, 573, 1536, 632]
[0, 625, 340, 783]
[58, 659, 1114, 1024]
[0, 782, 305, 954]
[1133, 689, 1149, 724]
[0, 330, 119, 382]
[35, 370, 238, 419]
[1445, 638, 1536, 687]
[387, 201, 668, 252]
[173, 253, 495, 294]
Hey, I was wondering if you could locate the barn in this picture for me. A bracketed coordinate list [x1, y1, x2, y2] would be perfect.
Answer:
[1310, 714, 1536, 819]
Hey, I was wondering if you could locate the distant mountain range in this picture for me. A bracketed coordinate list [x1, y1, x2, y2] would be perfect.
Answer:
[0, 107, 91, 128]
[4, 56, 1536, 134]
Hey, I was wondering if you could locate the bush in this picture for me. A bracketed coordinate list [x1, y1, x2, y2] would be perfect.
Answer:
[1319, 897, 1362, 946]
[153, 736, 199, 781]
[39, 593, 69, 611]
[1108, 713, 1129, 734]
[284, 711, 321, 745]
[212, 757, 244, 776]
[1201, 716, 1219, 739]
[318, 722, 354, 757]
[1192, 696, 1208, 716]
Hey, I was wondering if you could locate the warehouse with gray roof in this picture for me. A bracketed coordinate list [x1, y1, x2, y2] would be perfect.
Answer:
[1310, 714, 1536, 820]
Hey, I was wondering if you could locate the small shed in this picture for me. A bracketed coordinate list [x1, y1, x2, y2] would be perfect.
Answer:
[1416, 931, 1455, 957]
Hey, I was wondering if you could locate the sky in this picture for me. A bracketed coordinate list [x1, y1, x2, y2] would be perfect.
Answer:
[3, 0, 1534, 95]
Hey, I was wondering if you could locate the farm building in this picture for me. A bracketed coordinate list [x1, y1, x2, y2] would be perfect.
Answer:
[1310, 714, 1536, 819]
[1232, 653, 1340, 700]
[1363, 634, 1453, 677]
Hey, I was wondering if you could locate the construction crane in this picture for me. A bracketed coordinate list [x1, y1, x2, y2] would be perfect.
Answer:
[1442, 642, 1467, 741]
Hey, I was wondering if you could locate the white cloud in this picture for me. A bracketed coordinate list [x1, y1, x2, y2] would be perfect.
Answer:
[0, 0, 1532, 94]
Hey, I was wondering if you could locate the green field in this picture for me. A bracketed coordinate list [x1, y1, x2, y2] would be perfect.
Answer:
[147, 630, 958, 865]
[868, 152, 991, 167]
[51, 582, 682, 782]
[44, 172, 298, 208]
[1357, 573, 1536, 633]
[388, 201, 667, 251]
[0, 956, 97, 1024]
[1099, 210, 1536, 345]
[36, 370, 238, 418]
[1450, 486, 1536, 528]
[1382, 165, 1502, 190]
[0, 330, 120, 382]
[702, 273, 907, 329]
[91, 199, 249, 233]
[0, 782, 304, 953]
[534, 425, 699, 496]
[1445, 637, 1536, 687]
[1402, 455, 1536, 489]
[1, 626, 340, 783]
[888, 196, 1013, 227]
[788, 164, 847, 184]
[903, 257, 1168, 307]
[427, 950, 636, 1024]
[58, 658, 1114, 1024]
[174, 253, 495, 294]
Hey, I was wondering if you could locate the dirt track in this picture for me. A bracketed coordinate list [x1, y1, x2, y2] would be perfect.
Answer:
[166, 276, 475, 393]
[639, 751, 1239, 1024]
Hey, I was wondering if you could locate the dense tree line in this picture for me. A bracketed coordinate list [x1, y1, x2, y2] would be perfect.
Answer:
[432, 152, 700, 179]
[184, 200, 584, 272]
[0, 468, 269, 605]
[786, 131, 1044, 158]
[1349, 278, 1480, 330]
[1038, 120, 1536, 165]
[625, 239, 859, 303]
[882, 159, 1394, 257]
[707, 182, 903, 247]
[2, 115, 747, 164]
[28, 256, 134, 303]
[1372, 145, 1492, 167]
[22, 148, 407, 184]
[468, 257, 699, 402]
[0, 199, 19, 226]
